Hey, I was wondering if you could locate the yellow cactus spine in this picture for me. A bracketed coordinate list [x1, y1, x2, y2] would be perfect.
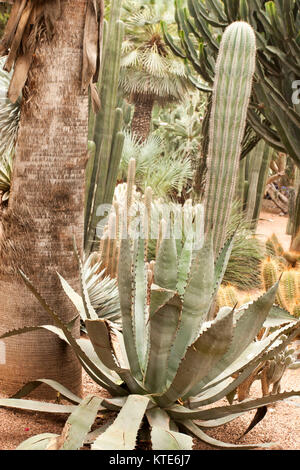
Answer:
[217, 285, 239, 309]
[279, 270, 297, 313]
[261, 258, 287, 309]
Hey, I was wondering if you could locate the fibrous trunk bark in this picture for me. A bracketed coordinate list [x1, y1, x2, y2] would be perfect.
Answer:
[0, 0, 89, 397]
[131, 95, 154, 142]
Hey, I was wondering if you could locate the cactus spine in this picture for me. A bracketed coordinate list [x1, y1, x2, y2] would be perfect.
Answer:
[279, 270, 298, 313]
[261, 258, 287, 309]
[204, 22, 256, 256]
[217, 285, 239, 309]
[85, 0, 125, 254]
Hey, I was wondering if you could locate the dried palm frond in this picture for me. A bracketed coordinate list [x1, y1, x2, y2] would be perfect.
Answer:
[0, 0, 104, 107]
[0, 55, 20, 157]
[118, 131, 193, 198]
[83, 253, 121, 324]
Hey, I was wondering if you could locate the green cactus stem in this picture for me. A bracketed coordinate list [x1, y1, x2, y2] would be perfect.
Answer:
[204, 21, 256, 256]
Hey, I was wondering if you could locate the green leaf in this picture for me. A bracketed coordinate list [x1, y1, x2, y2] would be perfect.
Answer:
[18, 271, 125, 395]
[57, 273, 87, 321]
[133, 235, 148, 372]
[167, 233, 215, 384]
[92, 395, 149, 450]
[144, 294, 182, 394]
[118, 236, 142, 381]
[16, 434, 59, 451]
[167, 390, 300, 421]
[182, 421, 273, 449]
[151, 427, 193, 450]
[59, 396, 103, 450]
[0, 399, 76, 414]
[160, 309, 234, 405]
[12, 379, 82, 404]
[85, 319, 144, 394]
[154, 228, 178, 291]
[193, 283, 279, 392]
[149, 285, 176, 317]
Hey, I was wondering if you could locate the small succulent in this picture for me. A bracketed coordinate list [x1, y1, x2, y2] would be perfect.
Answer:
[0, 230, 299, 450]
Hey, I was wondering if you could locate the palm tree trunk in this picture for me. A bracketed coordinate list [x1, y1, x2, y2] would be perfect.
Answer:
[131, 95, 154, 142]
[0, 0, 89, 397]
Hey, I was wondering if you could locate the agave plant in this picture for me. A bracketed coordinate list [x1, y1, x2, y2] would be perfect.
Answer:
[0, 229, 299, 450]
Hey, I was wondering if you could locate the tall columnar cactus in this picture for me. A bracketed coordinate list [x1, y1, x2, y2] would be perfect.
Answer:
[245, 141, 273, 229]
[204, 21, 256, 255]
[85, 0, 125, 254]
[165, 0, 300, 169]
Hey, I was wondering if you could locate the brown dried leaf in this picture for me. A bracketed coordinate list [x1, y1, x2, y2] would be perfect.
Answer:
[82, 0, 99, 92]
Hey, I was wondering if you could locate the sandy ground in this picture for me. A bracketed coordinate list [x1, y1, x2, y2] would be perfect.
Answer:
[0, 211, 299, 451]
[256, 211, 292, 251]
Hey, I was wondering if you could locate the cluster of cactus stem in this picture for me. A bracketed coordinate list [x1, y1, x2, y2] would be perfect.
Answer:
[217, 285, 239, 309]
[85, 0, 125, 254]
[237, 140, 273, 230]
[261, 256, 300, 318]
[98, 158, 204, 281]
[165, 0, 300, 169]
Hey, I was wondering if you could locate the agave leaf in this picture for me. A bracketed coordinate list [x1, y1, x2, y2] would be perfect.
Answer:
[57, 272, 87, 321]
[12, 379, 82, 404]
[0, 399, 76, 414]
[194, 413, 245, 428]
[92, 395, 150, 450]
[149, 284, 176, 317]
[85, 319, 120, 371]
[118, 236, 142, 381]
[167, 233, 215, 384]
[146, 408, 171, 430]
[16, 434, 60, 451]
[213, 234, 235, 293]
[182, 421, 273, 449]
[47, 396, 102, 450]
[160, 309, 234, 405]
[133, 234, 148, 372]
[101, 397, 128, 411]
[154, 228, 178, 291]
[167, 390, 300, 421]
[263, 305, 297, 328]
[144, 294, 182, 394]
[84, 418, 116, 444]
[0, 324, 67, 343]
[18, 271, 125, 395]
[85, 319, 144, 394]
[77, 337, 122, 384]
[73, 242, 98, 320]
[151, 426, 193, 450]
[192, 283, 279, 393]
[176, 236, 193, 297]
[188, 321, 299, 399]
